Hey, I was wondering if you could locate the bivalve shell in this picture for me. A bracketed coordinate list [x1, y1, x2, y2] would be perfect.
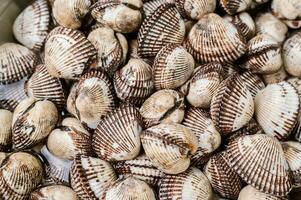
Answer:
[30, 185, 78, 200]
[262, 66, 288, 85]
[271, 0, 301, 26]
[238, 185, 288, 200]
[239, 71, 265, 98]
[142, 0, 174, 17]
[218, 0, 252, 15]
[283, 32, 301, 77]
[0, 110, 12, 152]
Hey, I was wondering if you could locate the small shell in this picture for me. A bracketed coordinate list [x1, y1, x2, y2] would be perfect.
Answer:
[182, 107, 221, 166]
[0, 43, 39, 84]
[0, 110, 12, 152]
[105, 177, 156, 200]
[254, 81, 300, 140]
[44, 26, 97, 79]
[153, 44, 195, 90]
[239, 71, 265, 98]
[226, 134, 292, 196]
[140, 89, 185, 128]
[218, 0, 252, 15]
[92, 105, 143, 162]
[114, 58, 154, 105]
[70, 154, 117, 199]
[67, 70, 117, 129]
[30, 185, 78, 200]
[210, 73, 254, 134]
[141, 123, 198, 174]
[13, 0, 50, 52]
[158, 167, 213, 199]
[137, 3, 185, 58]
[238, 185, 288, 200]
[184, 13, 246, 64]
[283, 32, 301, 77]
[262, 66, 288, 85]
[12, 98, 59, 150]
[271, 0, 301, 23]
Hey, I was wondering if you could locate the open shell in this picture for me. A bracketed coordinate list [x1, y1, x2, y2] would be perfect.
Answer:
[30, 185, 78, 200]
[0, 110, 12, 152]
[218, 0, 252, 15]
[239, 71, 265, 98]
[238, 185, 288, 200]
[283, 32, 301, 77]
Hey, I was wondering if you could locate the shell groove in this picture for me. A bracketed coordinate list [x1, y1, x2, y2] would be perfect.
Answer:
[238, 185, 288, 200]
[239, 71, 265, 98]
[30, 185, 78, 200]
[283, 32, 301, 77]
[143, 0, 174, 17]
[218, 0, 252, 15]
[0, 110, 12, 152]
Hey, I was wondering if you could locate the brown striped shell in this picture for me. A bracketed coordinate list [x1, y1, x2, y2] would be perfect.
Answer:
[240, 71, 265, 98]
[254, 81, 300, 140]
[0, 110, 12, 152]
[218, 0, 252, 15]
[238, 185, 288, 200]
[158, 167, 213, 199]
[222, 62, 238, 78]
[283, 32, 301, 77]
[137, 3, 185, 58]
[70, 154, 117, 199]
[141, 123, 198, 174]
[142, 0, 174, 17]
[226, 134, 292, 196]
[44, 26, 97, 79]
[30, 185, 79, 200]
[184, 13, 247, 64]
[13, 0, 50, 52]
[262, 66, 288, 85]
[139, 89, 185, 128]
[210, 73, 254, 134]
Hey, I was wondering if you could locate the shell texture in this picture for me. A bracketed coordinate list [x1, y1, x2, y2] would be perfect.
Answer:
[30, 185, 78, 200]
[0, 109, 12, 151]
[218, 0, 252, 15]
[263, 66, 288, 85]
[142, 0, 174, 17]
[271, 0, 301, 24]
[238, 185, 288, 200]
[239, 71, 265, 98]
[283, 32, 301, 77]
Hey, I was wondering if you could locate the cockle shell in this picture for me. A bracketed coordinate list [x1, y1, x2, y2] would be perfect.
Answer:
[158, 167, 213, 199]
[238, 185, 288, 200]
[70, 154, 117, 199]
[30, 185, 79, 200]
[226, 134, 292, 196]
[105, 177, 156, 200]
[184, 13, 247, 64]
[283, 32, 301, 77]
[0, 110, 12, 152]
[222, 62, 238, 78]
[13, 0, 50, 52]
[218, 0, 252, 15]
[137, 3, 185, 58]
[239, 71, 265, 98]
[44, 26, 97, 79]
[271, 0, 301, 26]
[210, 73, 254, 134]
[262, 66, 288, 85]
[254, 81, 300, 140]
[153, 44, 194, 90]
[142, 0, 174, 17]
[141, 123, 198, 174]
[140, 89, 185, 128]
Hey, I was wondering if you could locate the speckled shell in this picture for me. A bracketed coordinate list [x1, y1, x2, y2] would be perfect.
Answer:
[105, 177, 156, 200]
[44, 26, 97, 79]
[67, 70, 117, 129]
[182, 107, 221, 166]
[13, 0, 50, 52]
[137, 3, 185, 58]
[70, 154, 117, 199]
[30, 185, 78, 200]
[226, 134, 292, 196]
[0, 110, 12, 152]
[271, 0, 301, 25]
[93, 105, 143, 162]
[210, 74, 254, 134]
[238, 185, 288, 200]
[283, 32, 301, 77]
[143, 0, 175, 17]
[141, 123, 198, 174]
[153, 44, 194, 90]
[263, 66, 288, 85]
[12, 98, 58, 150]
[240, 71, 265, 98]
[158, 167, 213, 200]
[184, 13, 246, 64]
[218, 0, 252, 15]
[140, 89, 185, 128]
[254, 81, 300, 140]
[114, 58, 154, 105]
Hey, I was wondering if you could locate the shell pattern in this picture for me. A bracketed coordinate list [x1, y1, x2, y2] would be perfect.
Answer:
[0, 110, 12, 152]
[283, 32, 301, 77]
[30, 185, 78, 200]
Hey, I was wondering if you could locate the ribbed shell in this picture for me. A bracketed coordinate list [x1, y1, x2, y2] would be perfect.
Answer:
[0, 110, 12, 152]
[218, 0, 252, 15]
[182, 107, 221, 166]
[283, 32, 301, 77]
[238, 185, 288, 200]
[263, 67, 288, 85]
[240, 71, 265, 98]
[222, 62, 238, 78]
[137, 3, 185, 58]
[13, 0, 50, 52]
[30, 185, 78, 200]
[143, 0, 174, 17]
[44, 26, 97, 79]
[140, 89, 185, 128]
[254, 82, 300, 140]
[0, 43, 39, 84]
[158, 167, 213, 200]
[210, 73, 254, 134]
[141, 123, 198, 174]
[226, 134, 292, 196]
[184, 13, 246, 64]
[70, 154, 117, 199]
[105, 177, 156, 200]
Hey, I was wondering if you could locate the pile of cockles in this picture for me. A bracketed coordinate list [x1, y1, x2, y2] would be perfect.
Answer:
[0, 0, 301, 199]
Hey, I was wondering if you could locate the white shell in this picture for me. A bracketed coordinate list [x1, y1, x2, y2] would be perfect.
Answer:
[262, 66, 288, 85]
[0, 109, 12, 151]
[238, 185, 287, 200]
[218, 0, 252, 15]
[30, 185, 78, 200]
[283, 32, 301, 77]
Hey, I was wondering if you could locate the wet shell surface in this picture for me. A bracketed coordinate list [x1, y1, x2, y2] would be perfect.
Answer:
[226, 134, 292, 196]
[30, 185, 78, 200]
[13, 0, 50, 52]
[137, 3, 185, 58]
[238, 185, 287, 200]
[0, 110, 12, 152]
[254, 81, 300, 140]
[152, 44, 195, 90]
[283, 32, 301, 77]
[239, 71, 265, 98]
[44, 26, 97, 79]
[158, 167, 213, 200]
[218, 0, 252, 15]
[262, 66, 288, 85]
[92, 105, 143, 162]
[184, 13, 246, 64]
[141, 123, 198, 174]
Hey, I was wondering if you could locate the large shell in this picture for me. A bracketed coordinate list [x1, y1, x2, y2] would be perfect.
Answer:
[137, 3, 185, 58]
[239, 71, 265, 98]
[254, 81, 300, 140]
[30, 185, 78, 200]
[70, 154, 117, 199]
[226, 134, 292, 196]
[210, 73, 254, 134]
[238, 185, 288, 200]
[283, 32, 301, 77]
[12, 98, 59, 150]
[67, 70, 116, 129]
[184, 13, 246, 64]
[218, 0, 252, 15]
[158, 167, 213, 199]
[0, 110, 12, 152]
[0, 43, 39, 84]
[140, 89, 185, 128]
[13, 0, 50, 52]
[141, 123, 198, 174]
[44, 26, 97, 79]
[263, 66, 288, 85]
